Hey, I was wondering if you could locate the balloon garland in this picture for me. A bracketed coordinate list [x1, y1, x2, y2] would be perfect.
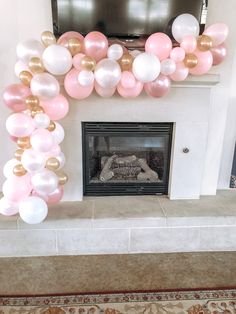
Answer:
[0, 14, 229, 224]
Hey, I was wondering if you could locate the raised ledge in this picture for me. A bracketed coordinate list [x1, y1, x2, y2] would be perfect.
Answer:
[172, 74, 220, 88]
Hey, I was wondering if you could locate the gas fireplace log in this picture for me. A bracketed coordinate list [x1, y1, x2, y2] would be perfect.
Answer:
[99, 155, 116, 181]
[137, 158, 159, 181]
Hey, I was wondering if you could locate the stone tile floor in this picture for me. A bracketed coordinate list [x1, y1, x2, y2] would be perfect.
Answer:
[0, 190, 236, 256]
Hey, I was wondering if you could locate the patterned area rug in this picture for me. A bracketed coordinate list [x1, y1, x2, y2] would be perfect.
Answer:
[0, 289, 236, 314]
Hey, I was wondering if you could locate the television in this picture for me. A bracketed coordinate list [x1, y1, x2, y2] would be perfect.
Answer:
[52, 0, 206, 43]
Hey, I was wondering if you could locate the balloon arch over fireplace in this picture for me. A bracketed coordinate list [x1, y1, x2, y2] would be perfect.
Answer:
[0, 14, 228, 224]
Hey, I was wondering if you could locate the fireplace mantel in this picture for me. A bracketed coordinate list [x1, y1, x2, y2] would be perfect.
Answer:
[172, 73, 220, 87]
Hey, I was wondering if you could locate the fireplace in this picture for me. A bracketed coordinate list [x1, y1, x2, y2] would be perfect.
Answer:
[82, 122, 173, 196]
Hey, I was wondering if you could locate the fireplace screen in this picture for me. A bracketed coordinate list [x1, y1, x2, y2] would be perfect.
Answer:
[82, 122, 173, 196]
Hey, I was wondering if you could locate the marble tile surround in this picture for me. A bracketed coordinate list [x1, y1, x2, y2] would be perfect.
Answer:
[0, 190, 235, 257]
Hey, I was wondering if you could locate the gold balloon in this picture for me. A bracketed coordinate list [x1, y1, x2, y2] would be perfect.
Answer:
[41, 30, 56, 47]
[118, 53, 133, 71]
[67, 38, 82, 56]
[25, 95, 40, 109]
[197, 35, 213, 52]
[13, 164, 27, 177]
[47, 121, 56, 132]
[56, 171, 68, 185]
[17, 137, 31, 149]
[46, 157, 60, 171]
[19, 71, 33, 86]
[28, 57, 45, 74]
[184, 54, 198, 69]
[15, 149, 24, 161]
[31, 105, 44, 118]
[81, 56, 96, 71]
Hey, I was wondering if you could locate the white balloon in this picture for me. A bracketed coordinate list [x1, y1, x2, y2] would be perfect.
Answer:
[107, 44, 123, 60]
[30, 73, 60, 100]
[42, 44, 72, 75]
[129, 50, 142, 58]
[16, 39, 44, 63]
[34, 113, 50, 129]
[51, 122, 65, 144]
[95, 59, 121, 88]
[161, 59, 177, 75]
[30, 128, 54, 153]
[56, 152, 65, 169]
[78, 70, 94, 87]
[31, 169, 58, 195]
[0, 197, 19, 216]
[19, 196, 48, 224]
[21, 148, 46, 173]
[3, 159, 20, 178]
[172, 14, 200, 43]
[14, 60, 30, 77]
[132, 52, 160, 83]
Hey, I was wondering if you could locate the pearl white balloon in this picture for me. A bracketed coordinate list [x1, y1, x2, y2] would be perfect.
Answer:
[78, 70, 95, 87]
[161, 59, 177, 75]
[56, 152, 65, 169]
[16, 39, 44, 63]
[19, 196, 48, 224]
[51, 122, 65, 144]
[0, 197, 19, 216]
[107, 44, 123, 60]
[14, 60, 30, 77]
[42, 44, 72, 75]
[30, 128, 54, 153]
[30, 73, 60, 100]
[34, 113, 50, 129]
[172, 14, 200, 43]
[3, 159, 20, 178]
[95, 59, 121, 88]
[21, 148, 46, 173]
[6, 113, 35, 138]
[31, 169, 58, 195]
[132, 52, 161, 83]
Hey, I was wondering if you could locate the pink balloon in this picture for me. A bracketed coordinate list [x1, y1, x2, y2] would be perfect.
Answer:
[30, 128, 54, 152]
[95, 82, 116, 98]
[144, 75, 171, 98]
[180, 36, 197, 53]
[41, 94, 69, 121]
[170, 63, 189, 81]
[203, 23, 229, 47]
[117, 79, 143, 98]
[57, 31, 84, 47]
[211, 43, 227, 66]
[145, 33, 172, 61]
[64, 68, 94, 100]
[73, 53, 85, 70]
[47, 186, 64, 205]
[84, 31, 108, 61]
[2, 174, 32, 203]
[2, 84, 31, 112]
[6, 113, 35, 137]
[189, 49, 213, 75]
[170, 47, 185, 62]
[9, 135, 18, 143]
[120, 71, 136, 89]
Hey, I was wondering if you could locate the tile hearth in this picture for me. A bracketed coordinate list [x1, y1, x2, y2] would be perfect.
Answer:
[0, 190, 236, 257]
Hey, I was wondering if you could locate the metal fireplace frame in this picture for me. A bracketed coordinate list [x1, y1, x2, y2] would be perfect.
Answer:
[82, 122, 173, 196]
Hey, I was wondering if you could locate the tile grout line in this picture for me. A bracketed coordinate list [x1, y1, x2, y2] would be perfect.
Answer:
[157, 197, 168, 226]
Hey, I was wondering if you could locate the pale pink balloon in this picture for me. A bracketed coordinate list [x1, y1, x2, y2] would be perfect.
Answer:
[30, 128, 54, 152]
[170, 47, 185, 62]
[6, 113, 35, 137]
[120, 71, 136, 89]
[84, 31, 108, 61]
[189, 49, 213, 75]
[49, 144, 61, 157]
[41, 94, 69, 121]
[2, 84, 31, 112]
[47, 186, 64, 205]
[0, 197, 19, 216]
[9, 135, 18, 143]
[2, 174, 32, 203]
[144, 75, 171, 98]
[73, 53, 85, 70]
[211, 43, 227, 66]
[57, 31, 84, 47]
[95, 82, 116, 98]
[64, 68, 94, 100]
[180, 36, 197, 53]
[170, 63, 189, 81]
[203, 23, 229, 47]
[145, 33, 172, 60]
[117, 80, 143, 98]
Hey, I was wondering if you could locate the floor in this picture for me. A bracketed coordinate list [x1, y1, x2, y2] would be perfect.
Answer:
[0, 252, 236, 295]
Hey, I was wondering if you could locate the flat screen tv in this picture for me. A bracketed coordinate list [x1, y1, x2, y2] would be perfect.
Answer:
[52, 0, 205, 39]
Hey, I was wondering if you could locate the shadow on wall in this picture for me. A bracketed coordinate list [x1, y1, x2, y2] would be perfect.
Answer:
[230, 142, 236, 188]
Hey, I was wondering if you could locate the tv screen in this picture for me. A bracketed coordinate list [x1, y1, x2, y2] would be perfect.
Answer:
[52, 0, 204, 38]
